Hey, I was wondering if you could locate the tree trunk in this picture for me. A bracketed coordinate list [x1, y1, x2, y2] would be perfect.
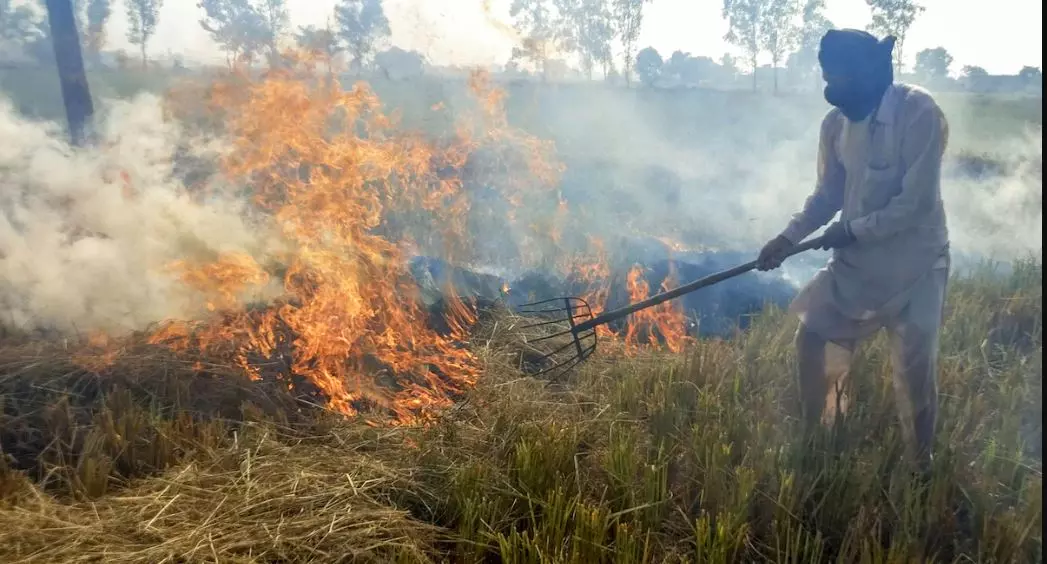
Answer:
[44, 0, 94, 146]
[624, 49, 633, 86]
[141, 42, 147, 70]
[751, 55, 757, 92]
[772, 58, 779, 94]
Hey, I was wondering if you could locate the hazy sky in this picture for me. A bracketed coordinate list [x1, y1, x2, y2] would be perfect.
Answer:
[105, 0, 1041, 75]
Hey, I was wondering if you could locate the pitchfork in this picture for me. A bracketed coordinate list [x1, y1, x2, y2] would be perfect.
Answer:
[514, 235, 827, 379]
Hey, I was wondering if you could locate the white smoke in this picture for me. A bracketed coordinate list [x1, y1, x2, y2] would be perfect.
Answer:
[0, 94, 282, 336]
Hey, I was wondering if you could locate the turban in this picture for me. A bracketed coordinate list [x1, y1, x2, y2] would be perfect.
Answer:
[818, 28, 895, 74]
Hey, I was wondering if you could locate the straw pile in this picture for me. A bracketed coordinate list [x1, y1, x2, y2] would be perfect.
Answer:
[0, 431, 440, 563]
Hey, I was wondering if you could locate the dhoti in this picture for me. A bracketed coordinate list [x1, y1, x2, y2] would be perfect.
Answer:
[789, 253, 950, 467]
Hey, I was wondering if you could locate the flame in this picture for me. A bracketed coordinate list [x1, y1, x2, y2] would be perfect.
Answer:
[65, 52, 696, 422]
[620, 263, 693, 354]
[135, 57, 563, 424]
[560, 237, 695, 354]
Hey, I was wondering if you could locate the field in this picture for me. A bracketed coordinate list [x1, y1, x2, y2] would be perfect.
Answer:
[0, 65, 1042, 563]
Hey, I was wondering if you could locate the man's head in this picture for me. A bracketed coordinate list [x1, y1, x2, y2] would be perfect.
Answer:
[818, 29, 896, 121]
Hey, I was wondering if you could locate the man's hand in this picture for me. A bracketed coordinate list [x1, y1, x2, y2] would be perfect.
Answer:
[819, 221, 857, 250]
[757, 235, 794, 271]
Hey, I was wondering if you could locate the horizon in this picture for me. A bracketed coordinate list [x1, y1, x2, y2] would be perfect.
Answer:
[79, 0, 1044, 76]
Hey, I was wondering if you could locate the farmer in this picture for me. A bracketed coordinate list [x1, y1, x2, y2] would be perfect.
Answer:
[756, 28, 951, 470]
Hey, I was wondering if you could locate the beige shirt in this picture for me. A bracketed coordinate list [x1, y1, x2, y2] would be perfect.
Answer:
[781, 83, 951, 338]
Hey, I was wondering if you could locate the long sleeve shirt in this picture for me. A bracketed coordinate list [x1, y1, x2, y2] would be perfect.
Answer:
[781, 83, 951, 334]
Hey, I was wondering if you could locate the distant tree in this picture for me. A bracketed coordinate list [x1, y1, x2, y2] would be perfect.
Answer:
[335, 0, 391, 72]
[961, 65, 987, 79]
[662, 49, 686, 81]
[634, 45, 661, 86]
[509, 0, 556, 81]
[960, 64, 988, 91]
[554, 0, 614, 80]
[611, 0, 650, 86]
[296, 23, 340, 72]
[1018, 66, 1042, 89]
[865, 0, 924, 73]
[125, 0, 162, 69]
[722, 0, 763, 91]
[1018, 66, 1041, 81]
[913, 46, 952, 81]
[664, 52, 721, 86]
[787, 0, 833, 90]
[199, 0, 266, 67]
[760, 0, 802, 93]
[374, 46, 425, 80]
[256, 0, 288, 67]
[83, 0, 111, 61]
[720, 52, 738, 74]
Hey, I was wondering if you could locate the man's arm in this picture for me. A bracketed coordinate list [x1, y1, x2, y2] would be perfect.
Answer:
[847, 101, 949, 242]
[779, 111, 847, 245]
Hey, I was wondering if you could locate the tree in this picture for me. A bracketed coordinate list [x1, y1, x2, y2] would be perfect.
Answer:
[554, 0, 614, 80]
[961, 65, 987, 79]
[720, 53, 738, 73]
[787, 0, 832, 90]
[125, 0, 162, 69]
[296, 23, 339, 73]
[296, 23, 338, 57]
[611, 0, 650, 86]
[634, 45, 661, 86]
[335, 0, 390, 72]
[43, 0, 94, 145]
[199, 0, 266, 67]
[760, 0, 801, 93]
[82, 0, 110, 60]
[1018, 66, 1042, 89]
[509, 0, 556, 81]
[865, 0, 924, 73]
[913, 46, 952, 81]
[256, 0, 288, 67]
[722, 0, 762, 91]
[374, 46, 425, 80]
[960, 64, 988, 91]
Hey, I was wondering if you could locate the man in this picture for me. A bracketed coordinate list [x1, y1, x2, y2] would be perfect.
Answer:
[757, 29, 951, 469]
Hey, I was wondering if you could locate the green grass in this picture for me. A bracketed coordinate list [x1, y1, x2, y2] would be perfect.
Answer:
[0, 259, 1040, 563]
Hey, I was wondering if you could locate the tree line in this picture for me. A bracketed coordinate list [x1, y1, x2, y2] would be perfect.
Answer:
[0, 0, 400, 72]
[0, 0, 1041, 93]
[504, 0, 922, 90]
[0, 0, 160, 68]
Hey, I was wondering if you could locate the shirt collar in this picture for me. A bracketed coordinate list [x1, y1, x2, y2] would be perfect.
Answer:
[873, 83, 900, 125]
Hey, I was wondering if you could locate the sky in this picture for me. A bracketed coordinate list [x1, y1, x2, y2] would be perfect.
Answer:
[102, 0, 1041, 75]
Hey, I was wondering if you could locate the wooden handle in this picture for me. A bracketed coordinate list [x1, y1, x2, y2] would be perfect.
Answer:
[574, 235, 825, 333]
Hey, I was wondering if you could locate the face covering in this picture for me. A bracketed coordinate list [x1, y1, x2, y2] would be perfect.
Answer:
[823, 80, 881, 122]
[818, 29, 895, 122]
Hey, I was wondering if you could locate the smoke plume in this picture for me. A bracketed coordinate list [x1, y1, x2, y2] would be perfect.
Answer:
[0, 94, 282, 336]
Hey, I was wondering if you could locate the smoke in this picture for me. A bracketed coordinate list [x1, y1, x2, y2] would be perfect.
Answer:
[0, 72, 1039, 338]
[0, 94, 282, 336]
[943, 129, 1042, 260]
[492, 84, 1042, 274]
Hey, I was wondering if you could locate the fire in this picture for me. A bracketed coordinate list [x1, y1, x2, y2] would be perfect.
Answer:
[64, 53, 694, 422]
[621, 263, 693, 354]
[139, 58, 563, 424]
[560, 237, 694, 353]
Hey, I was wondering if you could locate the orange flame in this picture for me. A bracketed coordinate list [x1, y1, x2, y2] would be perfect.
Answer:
[138, 59, 564, 424]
